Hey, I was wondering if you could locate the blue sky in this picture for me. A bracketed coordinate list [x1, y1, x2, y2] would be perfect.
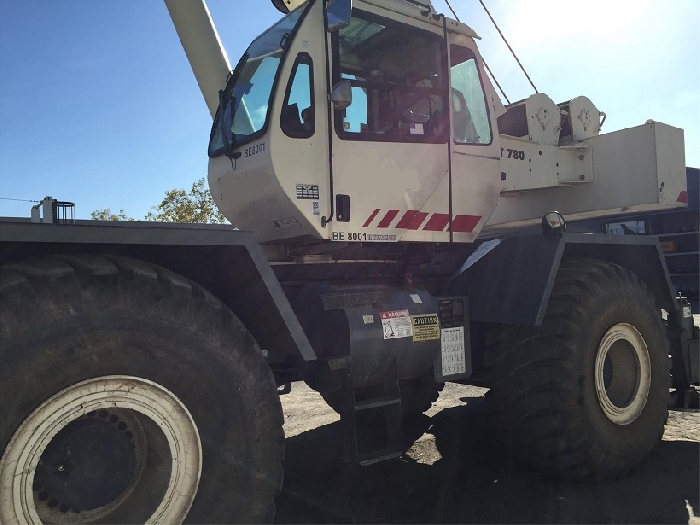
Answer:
[1, 0, 698, 219]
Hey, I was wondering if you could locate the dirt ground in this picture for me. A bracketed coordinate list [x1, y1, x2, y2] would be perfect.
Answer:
[276, 382, 699, 524]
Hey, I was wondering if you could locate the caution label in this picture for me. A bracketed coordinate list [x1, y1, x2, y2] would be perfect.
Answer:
[411, 314, 440, 342]
[380, 310, 413, 339]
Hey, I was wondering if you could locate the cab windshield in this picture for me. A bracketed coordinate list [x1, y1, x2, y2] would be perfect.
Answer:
[208, 4, 308, 157]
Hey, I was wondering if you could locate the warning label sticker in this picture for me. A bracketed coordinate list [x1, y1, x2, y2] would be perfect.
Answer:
[411, 314, 440, 342]
[380, 310, 413, 339]
[441, 326, 466, 376]
[296, 184, 320, 199]
[272, 216, 301, 230]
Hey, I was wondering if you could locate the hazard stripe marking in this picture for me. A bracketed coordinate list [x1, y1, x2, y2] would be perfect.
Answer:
[395, 210, 419, 229]
[407, 212, 429, 230]
[452, 215, 481, 233]
[361, 210, 482, 232]
[377, 209, 400, 228]
[362, 209, 380, 227]
[423, 213, 450, 231]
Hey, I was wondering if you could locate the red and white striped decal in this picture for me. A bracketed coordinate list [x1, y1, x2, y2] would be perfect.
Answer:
[362, 209, 482, 233]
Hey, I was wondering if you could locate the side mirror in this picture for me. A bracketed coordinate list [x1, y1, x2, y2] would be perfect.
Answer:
[326, 0, 351, 32]
[330, 80, 352, 111]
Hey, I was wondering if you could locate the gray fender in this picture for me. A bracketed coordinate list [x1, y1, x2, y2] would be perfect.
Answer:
[444, 232, 678, 326]
[0, 219, 316, 361]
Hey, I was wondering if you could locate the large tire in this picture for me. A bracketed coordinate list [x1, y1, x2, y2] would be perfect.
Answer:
[484, 259, 669, 481]
[0, 255, 284, 523]
[321, 370, 444, 418]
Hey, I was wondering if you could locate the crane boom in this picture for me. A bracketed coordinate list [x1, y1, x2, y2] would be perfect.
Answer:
[163, 0, 231, 118]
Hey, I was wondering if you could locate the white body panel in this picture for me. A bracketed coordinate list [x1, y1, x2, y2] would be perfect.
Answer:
[499, 136, 593, 192]
[486, 122, 686, 230]
[330, 141, 451, 243]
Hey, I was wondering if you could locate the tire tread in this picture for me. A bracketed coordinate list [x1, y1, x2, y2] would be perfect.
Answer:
[484, 259, 669, 481]
[1, 254, 284, 523]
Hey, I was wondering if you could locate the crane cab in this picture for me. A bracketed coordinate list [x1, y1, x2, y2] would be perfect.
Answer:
[207, 0, 504, 244]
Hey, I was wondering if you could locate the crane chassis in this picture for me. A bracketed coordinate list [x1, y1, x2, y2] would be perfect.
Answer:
[0, 0, 697, 522]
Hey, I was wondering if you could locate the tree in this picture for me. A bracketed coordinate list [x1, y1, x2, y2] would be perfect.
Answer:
[145, 178, 227, 224]
[90, 209, 134, 221]
[91, 178, 228, 224]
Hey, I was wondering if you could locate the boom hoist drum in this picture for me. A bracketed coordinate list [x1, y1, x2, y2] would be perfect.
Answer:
[558, 95, 606, 143]
[497, 93, 561, 146]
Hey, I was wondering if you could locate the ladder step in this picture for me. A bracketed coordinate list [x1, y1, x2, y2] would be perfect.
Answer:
[336, 355, 404, 465]
[354, 397, 401, 411]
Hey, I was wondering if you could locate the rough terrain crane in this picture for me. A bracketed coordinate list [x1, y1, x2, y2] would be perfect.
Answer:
[0, 0, 697, 523]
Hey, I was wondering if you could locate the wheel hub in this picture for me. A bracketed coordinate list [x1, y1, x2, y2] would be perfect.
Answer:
[34, 412, 136, 512]
[594, 323, 651, 425]
[0, 375, 202, 524]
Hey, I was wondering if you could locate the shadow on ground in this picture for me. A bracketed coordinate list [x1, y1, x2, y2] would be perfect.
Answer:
[275, 395, 699, 524]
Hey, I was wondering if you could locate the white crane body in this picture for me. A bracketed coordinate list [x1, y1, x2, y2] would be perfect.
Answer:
[166, 0, 686, 244]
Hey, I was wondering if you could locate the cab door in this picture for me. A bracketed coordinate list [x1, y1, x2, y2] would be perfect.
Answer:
[327, 6, 451, 243]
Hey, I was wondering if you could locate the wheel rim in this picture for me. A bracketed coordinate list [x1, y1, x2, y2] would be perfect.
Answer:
[0, 376, 202, 524]
[594, 323, 651, 425]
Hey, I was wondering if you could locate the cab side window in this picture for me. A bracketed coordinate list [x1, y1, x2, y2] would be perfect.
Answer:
[281, 53, 315, 138]
[450, 45, 492, 145]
